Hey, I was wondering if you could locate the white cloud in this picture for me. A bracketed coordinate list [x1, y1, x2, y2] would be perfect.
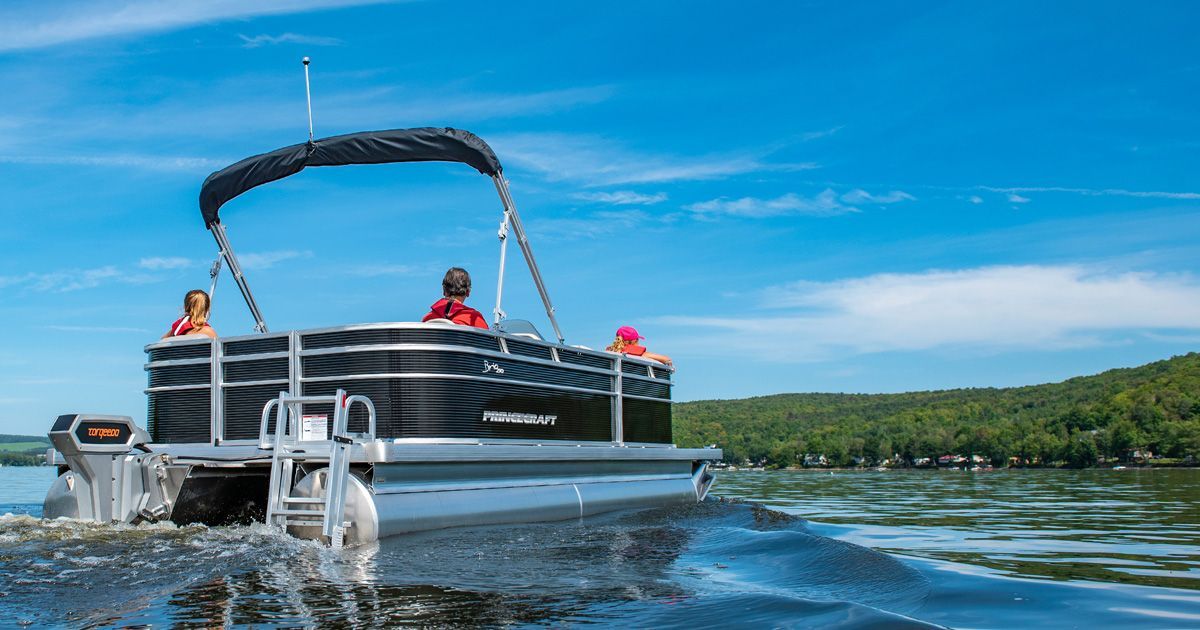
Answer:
[968, 195, 984, 204]
[686, 190, 856, 218]
[40, 266, 124, 292]
[801, 126, 844, 141]
[0, 265, 156, 293]
[658, 265, 1200, 361]
[531, 209, 651, 240]
[274, 86, 616, 130]
[239, 250, 312, 270]
[12, 377, 73, 385]
[0, 274, 28, 289]
[572, 191, 668, 205]
[685, 188, 913, 219]
[1008, 193, 1031, 204]
[491, 133, 816, 186]
[44, 325, 150, 334]
[981, 186, 1200, 201]
[1141, 331, 1200, 344]
[346, 263, 418, 277]
[416, 226, 492, 248]
[0, 0, 398, 52]
[238, 33, 343, 48]
[0, 258, 197, 293]
[421, 86, 615, 121]
[0, 154, 224, 172]
[139, 256, 194, 270]
[839, 189, 916, 204]
[59, 85, 616, 145]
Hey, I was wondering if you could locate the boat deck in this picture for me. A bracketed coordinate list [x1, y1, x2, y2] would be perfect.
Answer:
[154, 440, 714, 466]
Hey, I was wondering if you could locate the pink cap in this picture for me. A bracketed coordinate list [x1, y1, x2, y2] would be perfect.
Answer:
[616, 325, 643, 342]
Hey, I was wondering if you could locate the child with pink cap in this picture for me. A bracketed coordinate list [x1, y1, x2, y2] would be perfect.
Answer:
[606, 325, 673, 366]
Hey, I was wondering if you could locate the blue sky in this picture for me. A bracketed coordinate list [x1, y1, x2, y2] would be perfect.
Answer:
[1, 1, 1199, 435]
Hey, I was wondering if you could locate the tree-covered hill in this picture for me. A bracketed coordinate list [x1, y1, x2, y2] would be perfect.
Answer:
[673, 353, 1200, 468]
[0, 434, 50, 466]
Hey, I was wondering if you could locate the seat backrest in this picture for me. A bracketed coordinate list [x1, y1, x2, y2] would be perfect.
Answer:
[494, 319, 544, 340]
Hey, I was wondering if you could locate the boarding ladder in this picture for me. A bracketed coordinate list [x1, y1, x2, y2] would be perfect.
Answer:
[259, 389, 376, 548]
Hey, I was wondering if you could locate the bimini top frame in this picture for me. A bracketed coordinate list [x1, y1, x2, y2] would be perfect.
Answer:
[198, 127, 564, 343]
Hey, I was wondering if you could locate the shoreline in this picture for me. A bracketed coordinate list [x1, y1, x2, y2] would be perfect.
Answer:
[719, 464, 1199, 472]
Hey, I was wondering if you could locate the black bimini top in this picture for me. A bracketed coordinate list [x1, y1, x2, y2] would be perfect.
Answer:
[199, 127, 502, 227]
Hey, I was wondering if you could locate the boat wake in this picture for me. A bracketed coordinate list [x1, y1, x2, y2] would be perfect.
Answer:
[0, 500, 935, 628]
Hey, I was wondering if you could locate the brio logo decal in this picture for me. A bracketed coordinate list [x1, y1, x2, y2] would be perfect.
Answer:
[482, 410, 556, 426]
[87, 427, 121, 439]
[482, 360, 506, 374]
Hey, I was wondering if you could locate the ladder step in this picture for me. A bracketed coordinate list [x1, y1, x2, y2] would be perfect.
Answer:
[282, 497, 326, 505]
[277, 453, 329, 461]
[276, 508, 326, 517]
[280, 519, 351, 528]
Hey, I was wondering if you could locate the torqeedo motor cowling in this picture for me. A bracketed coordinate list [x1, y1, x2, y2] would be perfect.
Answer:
[45, 414, 174, 523]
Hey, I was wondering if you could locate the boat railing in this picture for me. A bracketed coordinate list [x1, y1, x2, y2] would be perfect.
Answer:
[146, 322, 674, 446]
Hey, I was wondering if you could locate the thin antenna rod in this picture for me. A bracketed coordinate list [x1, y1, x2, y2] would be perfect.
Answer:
[302, 57, 314, 143]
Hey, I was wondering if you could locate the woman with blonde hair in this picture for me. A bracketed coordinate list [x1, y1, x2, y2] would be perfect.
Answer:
[606, 325, 672, 366]
[162, 289, 217, 339]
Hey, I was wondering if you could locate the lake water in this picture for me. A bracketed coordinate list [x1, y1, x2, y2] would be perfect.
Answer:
[2, 466, 1199, 627]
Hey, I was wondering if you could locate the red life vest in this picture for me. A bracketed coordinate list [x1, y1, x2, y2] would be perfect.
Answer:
[168, 316, 195, 337]
[422, 298, 489, 330]
[620, 344, 647, 357]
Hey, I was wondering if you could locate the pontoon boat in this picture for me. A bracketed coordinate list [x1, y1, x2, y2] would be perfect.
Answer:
[42, 127, 721, 546]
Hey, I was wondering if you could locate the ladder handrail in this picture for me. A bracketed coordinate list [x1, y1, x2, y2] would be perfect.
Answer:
[272, 395, 294, 450]
[264, 390, 294, 530]
[258, 398, 280, 449]
[324, 389, 350, 545]
[342, 394, 377, 438]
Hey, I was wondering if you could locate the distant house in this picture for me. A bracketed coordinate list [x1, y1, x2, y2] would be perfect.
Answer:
[913, 457, 932, 467]
[938, 454, 967, 467]
[803, 454, 828, 467]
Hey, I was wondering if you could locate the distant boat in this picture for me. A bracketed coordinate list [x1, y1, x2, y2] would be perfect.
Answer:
[1113, 465, 1127, 470]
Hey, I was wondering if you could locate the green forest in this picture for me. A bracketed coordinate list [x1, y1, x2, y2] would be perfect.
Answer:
[0, 434, 50, 466]
[673, 353, 1200, 468]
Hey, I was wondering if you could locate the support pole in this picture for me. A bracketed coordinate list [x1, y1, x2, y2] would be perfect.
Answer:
[302, 57, 314, 143]
[491, 175, 564, 344]
[208, 254, 223, 305]
[210, 222, 269, 333]
[493, 210, 510, 326]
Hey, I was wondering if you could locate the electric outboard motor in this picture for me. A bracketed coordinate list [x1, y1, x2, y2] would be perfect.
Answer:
[44, 414, 176, 523]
